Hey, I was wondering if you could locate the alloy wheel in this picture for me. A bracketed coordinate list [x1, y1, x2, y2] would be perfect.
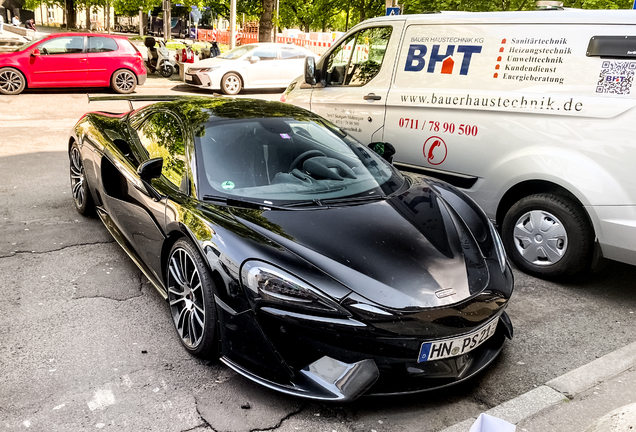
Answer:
[70, 146, 86, 210]
[167, 247, 206, 349]
[223, 75, 241, 94]
[0, 68, 24, 95]
[114, 71, 135, 93]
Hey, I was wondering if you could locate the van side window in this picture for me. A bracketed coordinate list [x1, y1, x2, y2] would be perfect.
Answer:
[326, 27, 392, 87]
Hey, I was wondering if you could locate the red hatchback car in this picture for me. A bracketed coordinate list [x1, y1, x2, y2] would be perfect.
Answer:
[0, 33, 147, 95]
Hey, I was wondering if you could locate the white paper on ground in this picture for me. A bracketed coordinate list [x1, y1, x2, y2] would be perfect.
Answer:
[468, 413, 516, 432]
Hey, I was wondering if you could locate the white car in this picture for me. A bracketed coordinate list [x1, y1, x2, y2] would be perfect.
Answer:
[185, 43, 316, 95]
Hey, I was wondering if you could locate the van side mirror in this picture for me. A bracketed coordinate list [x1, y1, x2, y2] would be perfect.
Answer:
[137, 157, 163, 181]
[304, 56, 316, 85]
[368, 142, 396, 164]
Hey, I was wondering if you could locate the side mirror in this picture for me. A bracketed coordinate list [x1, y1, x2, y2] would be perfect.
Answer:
[368, 142, 396, 164]
[304, 56, 316, 85]
[31, 48, 40, 56]
[137, 157, 163, 181]
[249, 56, 260, 63]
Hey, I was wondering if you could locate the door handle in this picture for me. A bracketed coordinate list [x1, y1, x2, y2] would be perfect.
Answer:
[79, 58, 87, 62]
[363, 93, 381, 101]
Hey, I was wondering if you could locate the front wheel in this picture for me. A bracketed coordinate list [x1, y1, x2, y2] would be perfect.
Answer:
[167, 238, 219, 359]
[501, 193, 593, 279]
[0, 67, 26, 95]
[111, 69, 137, 94]
[221, 72, 242, 95]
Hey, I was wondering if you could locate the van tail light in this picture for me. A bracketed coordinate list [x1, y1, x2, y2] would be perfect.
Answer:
[280, 93, 287, 102]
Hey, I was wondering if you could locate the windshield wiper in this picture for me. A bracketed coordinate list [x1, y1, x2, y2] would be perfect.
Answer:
[282, 194, 386, 208]
[202, 195, 284, 210]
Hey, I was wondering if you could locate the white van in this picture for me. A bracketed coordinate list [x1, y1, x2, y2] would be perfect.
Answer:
[282, 9, 636, 279]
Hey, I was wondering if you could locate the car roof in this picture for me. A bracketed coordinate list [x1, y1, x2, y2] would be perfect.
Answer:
[139, 97, 321, 127]
[361, 8, 636, 25]
[46, 32, 126, 38]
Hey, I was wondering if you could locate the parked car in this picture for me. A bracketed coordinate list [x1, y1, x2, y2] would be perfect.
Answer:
[184, 43, 316, 95]
[0, 33, 146, 95]
[284, 9, 636, 280]
[68, 95, 513, 401]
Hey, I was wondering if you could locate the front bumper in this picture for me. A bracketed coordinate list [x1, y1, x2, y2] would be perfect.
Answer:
[215, 289, 513, 401]
[184, 71, 219, 89]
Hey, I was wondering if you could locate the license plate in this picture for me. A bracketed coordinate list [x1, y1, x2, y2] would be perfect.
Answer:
[418, 318, 499, 362]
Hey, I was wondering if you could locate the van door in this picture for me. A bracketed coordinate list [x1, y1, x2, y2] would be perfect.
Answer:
[310, 24, 402, 143]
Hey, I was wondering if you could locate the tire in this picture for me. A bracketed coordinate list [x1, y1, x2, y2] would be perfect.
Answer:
[0, 67, 26, 95]
[501, 193, 592, 279]
[69, 142, 95, 216]
[166, 238, 219, 359]
[111, 69, 137, 94]
[221, 72, 242, 95]
[159, 62, 173, 78]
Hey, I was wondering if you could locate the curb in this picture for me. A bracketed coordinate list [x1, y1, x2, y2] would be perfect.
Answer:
[440, 340, 636, 432]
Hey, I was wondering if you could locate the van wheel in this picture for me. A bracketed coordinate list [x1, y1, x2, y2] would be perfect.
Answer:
[221, 72, 242, 95]
[501, 193, 592, 279]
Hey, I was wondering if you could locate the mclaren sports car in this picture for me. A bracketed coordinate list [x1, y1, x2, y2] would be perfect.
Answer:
[69, 95, 514, 401]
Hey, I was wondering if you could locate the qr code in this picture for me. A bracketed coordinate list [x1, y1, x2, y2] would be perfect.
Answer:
[596, 61, 636, 94]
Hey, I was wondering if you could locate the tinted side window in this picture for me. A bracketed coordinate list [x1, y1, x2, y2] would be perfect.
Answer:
[39, 36, 85, 55]
[137, 112, 186, 188]
[251, 46, 278, 61]
[88, 37, 118, 53]
[281, 46, 305, 59]
[326, 27, 392, 86]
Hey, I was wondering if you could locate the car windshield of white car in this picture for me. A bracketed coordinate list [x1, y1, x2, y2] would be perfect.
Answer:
[194, 118, 404, 204]
[218, 44, 258, 60]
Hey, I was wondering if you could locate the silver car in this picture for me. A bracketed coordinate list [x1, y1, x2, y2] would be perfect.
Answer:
[185, 43, 316, 95]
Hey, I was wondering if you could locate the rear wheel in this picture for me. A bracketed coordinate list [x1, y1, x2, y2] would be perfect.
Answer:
[221, 72, 242, 95]
[111, 69, 137, 94]
[69, 143, 94, 215]
[0, 67, 26, 95]
[167, 238, 219, 359]
[502, 193, 592, 279]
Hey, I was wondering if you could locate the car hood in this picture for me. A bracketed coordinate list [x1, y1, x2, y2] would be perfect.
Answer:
[232, 177, 490, 310]
[192, 57, 235, 68]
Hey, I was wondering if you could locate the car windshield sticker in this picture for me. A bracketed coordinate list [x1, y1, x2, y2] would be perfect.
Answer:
[280, 133, 291, 139]
[221, 181, 235, 190]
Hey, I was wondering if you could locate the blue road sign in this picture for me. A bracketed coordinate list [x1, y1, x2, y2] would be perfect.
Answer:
[386, 7, 400, 15]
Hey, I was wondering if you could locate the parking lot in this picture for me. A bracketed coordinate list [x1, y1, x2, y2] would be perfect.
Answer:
[1, 81, 636, 432]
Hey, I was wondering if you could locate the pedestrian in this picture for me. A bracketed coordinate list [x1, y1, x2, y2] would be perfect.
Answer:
[26, 19, 35, 31]
[0, 15, 4, 33]
[12, 15, 20, 27]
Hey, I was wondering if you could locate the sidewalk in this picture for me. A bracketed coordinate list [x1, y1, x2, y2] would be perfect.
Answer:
[442, 341, 636, 432]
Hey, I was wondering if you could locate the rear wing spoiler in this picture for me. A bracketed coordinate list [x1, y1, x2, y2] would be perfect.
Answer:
[87, 94, 224, 110]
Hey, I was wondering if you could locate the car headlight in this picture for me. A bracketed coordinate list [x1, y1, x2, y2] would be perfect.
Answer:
[241, 261, 348, 315]
[489, 221, 508, 273]
[191, 65, 221, 73]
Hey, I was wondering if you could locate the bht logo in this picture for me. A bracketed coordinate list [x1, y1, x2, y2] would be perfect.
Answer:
[404, 44, 482, 75]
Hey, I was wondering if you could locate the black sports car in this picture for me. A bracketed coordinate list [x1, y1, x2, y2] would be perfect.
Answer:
[69, 95, 513, 401]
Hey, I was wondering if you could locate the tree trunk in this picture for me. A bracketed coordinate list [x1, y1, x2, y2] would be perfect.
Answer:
[85, 6, 90, 30]
[66, 0, 77, 29]
[359, 0, 366, 23]
[258, 0, 275, 42]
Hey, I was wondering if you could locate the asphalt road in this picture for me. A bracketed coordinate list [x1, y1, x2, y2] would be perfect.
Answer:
[1, 78, 636, 432]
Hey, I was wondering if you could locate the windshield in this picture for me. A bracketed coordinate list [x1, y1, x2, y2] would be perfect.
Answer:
[16, 36, 45, 51]
[218, 44, 256, 60]
[194, 117, 404, 204]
